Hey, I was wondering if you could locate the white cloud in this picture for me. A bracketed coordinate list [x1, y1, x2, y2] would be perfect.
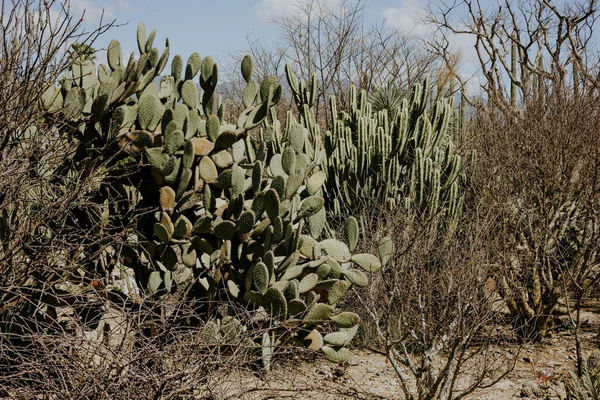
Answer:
[68, 0, 130, 25]
[383, 1, 481, 93]
[255, 0, 343, 22]
[382, 0, 433, 37]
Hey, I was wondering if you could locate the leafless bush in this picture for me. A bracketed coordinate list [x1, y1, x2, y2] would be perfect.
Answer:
[0, 290, 285, 399]
[349, 205, 515, 400]
[0, 0, 117, 325]
[428, 0, 600, 342]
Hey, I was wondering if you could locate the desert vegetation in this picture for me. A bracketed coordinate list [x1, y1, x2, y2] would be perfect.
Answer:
[1, 0, 600, 399]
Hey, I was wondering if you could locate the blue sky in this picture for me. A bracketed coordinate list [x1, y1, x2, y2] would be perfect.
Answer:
[71, 0, 445, 66]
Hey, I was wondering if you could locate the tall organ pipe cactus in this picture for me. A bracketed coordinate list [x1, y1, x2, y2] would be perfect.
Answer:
[285, 66, 471, 233]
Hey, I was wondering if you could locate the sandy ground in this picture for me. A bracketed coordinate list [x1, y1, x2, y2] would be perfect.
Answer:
[210, 308, 600, 400]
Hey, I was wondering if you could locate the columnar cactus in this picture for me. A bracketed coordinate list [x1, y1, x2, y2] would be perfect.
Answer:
[285, 66, 471, 233]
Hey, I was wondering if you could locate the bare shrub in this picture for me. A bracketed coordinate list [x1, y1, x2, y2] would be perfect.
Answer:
[350, 205, 515, 400]
[0, 0, 116, 329]
[429, 0, 600, 341]
[0, 292, 280, 399]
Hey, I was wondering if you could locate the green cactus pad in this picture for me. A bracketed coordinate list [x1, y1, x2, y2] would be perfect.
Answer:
[185, 52, 201, 80]
[285, 172, 304, 200]
[203, 183, 216, 211]
[271, 175, 285, 199]
[236, 210, 255, 235]
[199, 156, 218, 183]
[162, 269, 173, 293]
[316, 263, 331, 280]
[191, 236, 214, 255]
[252, 161, 263, 193]
[260, 76, 279, 103]
[344, 217, 359, 252]
[264, 189, 280, 222]
[181, 243, 196, 267]
[331, 312, 360, 328]
[298, 273, 318, 294]
[165, 129, 185, 155]
[162, 245, 178, 271]
[136, 22, 147, 53]
[287, 122, 306, 153]
[341, 269, 368, 287]
[192, 215, 213, 234]
[281, 264, 303, 281]
[321, 346, 349, 363]
[40, 86, 63, 114]
[320, 239, 351, 263]
[153, 222, 171, 243]
[130, 130, 153, 148]
[281, 146, 297, 175]
[171, 54, 183, 81]
[241, 55, 253, 83]
[214, 130, 238, 150]
[288, 299, 307, 317]
[325, 258, 341, 279]
[242, 291, 263, 306]
[327, 280, 350, 304]
[215, 169, 233, 189]
[182, 139, 195, 169]
[323, 332, 349, 347]
[268, 154, 286, 177]
[147, 270, 162, 294]
[221, 316, 244, 344]
[303, 303, 333, 324]
[378, 236, 394, 267]
[164, 157, 181, 184]
[107, 40, 122, 70]
[181, 79, 198, 108]
[283, 279, 299, 301]
[231, 164, 246, 195]
[214, 220, 236, 240]
[173, 215, 193, 239]
[138, 94, 163, 132]
[206, 115, 220, 142]
[148, 148, 169, 178]
[202, 321, 220, 345]
[298, 196, 324, 219]
[64, 87, 85, 119]
[307, 208, 326, 239]
[253, 262, 269, 295]
[351, 253, 382, 273]
[186, 109, 201, 138]
[299, 235, 317, 258]
[211, 150, 233, 169]
[200, 56, 215, 85]
[173, 104, 188, 127]
[263, 287, 287, 321]
[243, 82, 259, 108]
[306, 171, 326, 196]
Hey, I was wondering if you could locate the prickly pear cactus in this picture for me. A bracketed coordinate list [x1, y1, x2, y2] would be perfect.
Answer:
[40, 23, 389, 365]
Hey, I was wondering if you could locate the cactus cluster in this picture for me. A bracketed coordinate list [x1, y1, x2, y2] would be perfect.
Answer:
[285, 68, 470, 232]
[39, 23, 391, 364]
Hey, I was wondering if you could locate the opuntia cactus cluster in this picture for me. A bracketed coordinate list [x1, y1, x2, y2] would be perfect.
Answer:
[40, 23, 392, 364]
